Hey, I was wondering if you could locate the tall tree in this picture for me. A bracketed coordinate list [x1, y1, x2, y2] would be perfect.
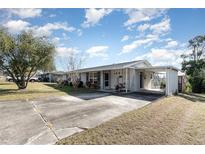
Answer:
[188, 35, 205, 61]
[181, 35, 205, 75]
[181, 35, 205, 93]
[0, 29, 55, 89]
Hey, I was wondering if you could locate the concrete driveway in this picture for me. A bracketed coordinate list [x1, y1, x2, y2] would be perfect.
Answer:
[0, 92, 162, 144]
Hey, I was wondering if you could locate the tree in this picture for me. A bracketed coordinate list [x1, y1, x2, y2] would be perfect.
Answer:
[0, 29, 55, 89]
[60, 52, 85, 88]
[181, 35, 205, 62]
[181, 35, 205, 93]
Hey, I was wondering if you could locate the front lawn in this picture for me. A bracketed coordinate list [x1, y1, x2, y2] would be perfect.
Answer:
[0, 82, 99, 101]
[57, 96, 205, 144]
[0, 82, 67, 101]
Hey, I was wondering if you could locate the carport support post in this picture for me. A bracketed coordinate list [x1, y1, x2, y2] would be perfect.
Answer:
[100, 71, 103, 90]
[125, 68, 128, 93]
[166, 69, 170, 96]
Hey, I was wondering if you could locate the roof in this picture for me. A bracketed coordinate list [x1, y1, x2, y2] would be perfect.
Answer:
[135, 66, 180, 72]
[73, 60, 152, 73]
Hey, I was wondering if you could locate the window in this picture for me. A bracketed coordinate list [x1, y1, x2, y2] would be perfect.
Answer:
[89, 72, 98, 84]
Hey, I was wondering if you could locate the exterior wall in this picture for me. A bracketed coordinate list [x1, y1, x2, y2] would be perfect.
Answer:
[135, 71, 140, 91]
[166, 69, 178, 95]
[110, 69, 127, 89]
[129, 68, 137, 91]
[143, 71, 153, 89]
[80, 72, 87, 85]
[134, 70, 153, 91]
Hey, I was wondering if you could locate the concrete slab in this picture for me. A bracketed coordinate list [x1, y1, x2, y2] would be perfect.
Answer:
[0, 101, 57, 145]
[0, 92, 162, 144]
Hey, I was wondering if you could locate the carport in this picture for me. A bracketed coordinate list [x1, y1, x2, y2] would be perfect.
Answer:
[135, 66, 179, 96]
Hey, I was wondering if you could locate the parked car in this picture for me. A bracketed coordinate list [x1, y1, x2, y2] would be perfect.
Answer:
[29, 76, 39, 82]
[6, 76, 39, 82]
[6, 76, 13, 82]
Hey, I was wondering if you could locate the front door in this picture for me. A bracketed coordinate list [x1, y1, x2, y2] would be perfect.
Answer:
[104, 72, 110, 89]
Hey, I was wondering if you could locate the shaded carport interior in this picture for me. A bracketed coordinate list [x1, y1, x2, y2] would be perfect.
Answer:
[135, 66, 179, 96]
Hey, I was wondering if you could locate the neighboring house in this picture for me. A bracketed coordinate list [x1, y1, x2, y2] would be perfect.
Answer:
[39, 71, 67, 82]
[68, 60, 179, 96]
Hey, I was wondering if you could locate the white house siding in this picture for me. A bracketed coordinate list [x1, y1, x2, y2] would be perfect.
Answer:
[129, 68, 137, 91]
[110, 69, 126, 89]
[143, 71, 153, 89]
[166, 69, 178, 95]
[135, 70, 140, 91]
[80, 73, 87, 85]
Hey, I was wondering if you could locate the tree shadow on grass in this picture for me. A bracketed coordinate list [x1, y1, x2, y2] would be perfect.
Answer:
[179, 93, 205, 103]
[0, 89, 62, 96]
[43, 83, 109, 100]
[44, 83, 97, 95]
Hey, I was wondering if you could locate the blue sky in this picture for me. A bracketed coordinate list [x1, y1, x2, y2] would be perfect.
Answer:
[0, 8, 205, 70]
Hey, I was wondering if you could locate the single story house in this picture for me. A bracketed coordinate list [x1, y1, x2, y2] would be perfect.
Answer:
[68, 60, 179, 96]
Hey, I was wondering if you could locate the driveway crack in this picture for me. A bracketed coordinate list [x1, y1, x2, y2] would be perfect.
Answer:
[29, 101, 60, 141]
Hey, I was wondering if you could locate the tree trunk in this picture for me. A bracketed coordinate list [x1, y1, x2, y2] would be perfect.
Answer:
[16, 79, 27, 89]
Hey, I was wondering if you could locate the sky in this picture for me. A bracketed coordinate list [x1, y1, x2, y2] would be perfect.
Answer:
[0, 8, 205, 71]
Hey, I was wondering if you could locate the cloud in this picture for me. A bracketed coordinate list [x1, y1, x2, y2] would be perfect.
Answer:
[3, 20, 30, 33]
[56, 47, 79, 57]
[134, 48, 187, 67]
[124, 9, 167, 27]
[33, 22, 76, 37]
[51, 37, 60, 45]
[121, 35, 129, 42]
[137, 18, 171, 35]
[9, 9, 42, 18]
[82, 9, 113, 28]
[121, 34, 159, 54]
[165, 40, 178, 48]
[3, 20, 76, 38]
[137, 23, 150, 32]
[77, 29, 83, 36]
[149, 18, 170, 35]
[86, 46, 109, 58]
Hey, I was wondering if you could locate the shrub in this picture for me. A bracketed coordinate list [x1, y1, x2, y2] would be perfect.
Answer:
[185, 81, 192, 93]
[86, 81, 91, 88]
[160, 81, 166, 89]
[202, 79, 205, 93]
[191, 76, 203, 93]
[78, 81, 84, 88]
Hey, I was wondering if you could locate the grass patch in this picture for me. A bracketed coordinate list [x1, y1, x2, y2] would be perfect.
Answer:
[0, 82, 94, 101]
[0, 82, 67, 101]
[179, 93, 205, 102]
[57, 96, 205, 145]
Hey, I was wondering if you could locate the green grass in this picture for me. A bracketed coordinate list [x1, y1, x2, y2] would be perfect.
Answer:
[57, 96, 205, 145]
[0, 82, 97, 101]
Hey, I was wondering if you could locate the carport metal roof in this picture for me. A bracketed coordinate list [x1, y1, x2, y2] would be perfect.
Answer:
[134, 66, 180, 72]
